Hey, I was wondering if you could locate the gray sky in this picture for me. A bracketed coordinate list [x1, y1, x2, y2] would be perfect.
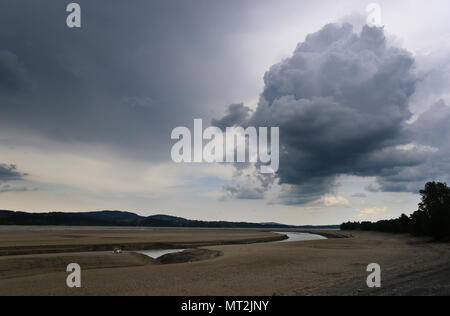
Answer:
[1, 0, 450, 225]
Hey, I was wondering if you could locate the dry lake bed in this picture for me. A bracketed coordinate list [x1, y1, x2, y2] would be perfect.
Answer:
[0, 226, 449, 296]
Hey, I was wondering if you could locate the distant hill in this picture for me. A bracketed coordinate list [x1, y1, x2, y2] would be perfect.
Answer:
[260, 222, 288, 227]
[0, 210, 339, 229]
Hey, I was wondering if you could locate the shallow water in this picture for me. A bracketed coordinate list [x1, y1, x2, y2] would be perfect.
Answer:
[137, 249, 185, 259]
[136, 232, 325, 257]
[275, 231, 327, 242]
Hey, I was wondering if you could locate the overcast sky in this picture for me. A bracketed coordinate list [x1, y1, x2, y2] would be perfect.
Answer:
[1, 0, 450, 225]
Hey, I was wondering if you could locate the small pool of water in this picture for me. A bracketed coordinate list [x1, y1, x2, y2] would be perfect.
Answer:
[275, 232, 327, 242]
[137, 249, 185, 259]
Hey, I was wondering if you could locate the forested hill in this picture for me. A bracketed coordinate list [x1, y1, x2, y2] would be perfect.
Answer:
[0, 210, 339, 229]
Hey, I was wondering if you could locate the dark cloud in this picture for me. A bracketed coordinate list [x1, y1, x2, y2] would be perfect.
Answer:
[217, 23, 425, 204]
[272, 178, 338, 205]
[2, 1, 449, 206]
[0, 50, 28, 93]
[375, 100, 450, 192]
[0, 0, 274, 161]
[0, 184, 30, 193]
[409, 52, 450, 114]
[0, 164, 35, 194]
[412, 100, 450, 148]
[365, 183, 381, 193]
[212, 104, 252, 130]
[0, 164, 25, 182]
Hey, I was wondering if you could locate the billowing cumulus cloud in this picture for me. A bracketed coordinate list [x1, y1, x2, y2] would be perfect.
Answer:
[410, 51, 450, 115]
[376, 100, 450, 192]
[212, 104, 252, 130]
[218, 23, 430, 204]
[221, 165, 273, 200]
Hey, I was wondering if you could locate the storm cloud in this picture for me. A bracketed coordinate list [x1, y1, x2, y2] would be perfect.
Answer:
[0, 0, 275, 161]
[0, 50, 29, 93]
[376, 100, 450, 192]
[2, 0, 450, 223]
[219, 23, 432, 204]
[0, 164, 25, 182]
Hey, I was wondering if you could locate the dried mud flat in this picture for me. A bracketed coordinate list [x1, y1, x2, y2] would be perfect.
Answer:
[0, 227, 448, 296]
[0, 226, 286, 256]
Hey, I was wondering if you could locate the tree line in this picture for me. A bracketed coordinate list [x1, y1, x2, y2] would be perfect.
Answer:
[341, 182, 450, 241]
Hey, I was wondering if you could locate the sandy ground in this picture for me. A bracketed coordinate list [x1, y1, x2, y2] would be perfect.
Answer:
[0, 226, 285, 255]
[0, 228, 449, 296]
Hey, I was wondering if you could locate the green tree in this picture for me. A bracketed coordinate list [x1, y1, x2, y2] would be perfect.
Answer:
[418, 182, 450, 240]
